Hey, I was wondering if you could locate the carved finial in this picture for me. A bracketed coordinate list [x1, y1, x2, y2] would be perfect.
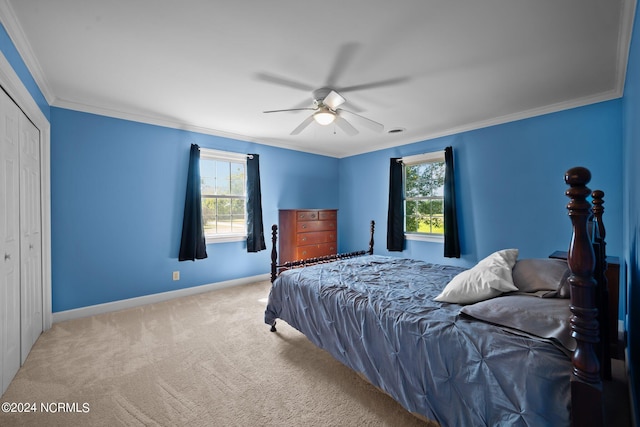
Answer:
[591, 190, 605, 216]
[368, 220, 375, 255]
[271, 224, 278, 283]
[565, 167, 593, 220]
[565, 166, 592, 186]
[591, 189, 606, 249]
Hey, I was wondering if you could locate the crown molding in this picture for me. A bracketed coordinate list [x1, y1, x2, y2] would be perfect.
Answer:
[52, 96, 335, 156]
[616, 0, 638, 95]
[0, 0, 55, 104]
[54, 85, 622, 160]
[342, 89, 623, 158]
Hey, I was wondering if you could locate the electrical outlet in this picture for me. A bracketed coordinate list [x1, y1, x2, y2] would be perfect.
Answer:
[172, 271, 180, 281]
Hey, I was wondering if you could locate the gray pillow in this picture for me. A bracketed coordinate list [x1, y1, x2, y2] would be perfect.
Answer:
[511, 258, 570, 298]
[460, 295, 575, 354]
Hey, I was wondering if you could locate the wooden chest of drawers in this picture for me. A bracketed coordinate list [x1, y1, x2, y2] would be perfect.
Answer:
[278, 209, 337, 263]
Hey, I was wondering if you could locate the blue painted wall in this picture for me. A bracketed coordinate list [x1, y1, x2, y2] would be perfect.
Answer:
[50, 108, 338, 311]
[622, 0, 640, 416]
[52, 101, 621, 313]
[339, 101, 623, 269]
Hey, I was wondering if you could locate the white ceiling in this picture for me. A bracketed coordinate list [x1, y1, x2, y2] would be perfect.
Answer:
[2, 0, 635, 157]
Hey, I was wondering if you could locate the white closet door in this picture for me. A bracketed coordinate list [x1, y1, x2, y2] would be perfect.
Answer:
[20, 113, 42, 362]
[0, 88, 21, 395]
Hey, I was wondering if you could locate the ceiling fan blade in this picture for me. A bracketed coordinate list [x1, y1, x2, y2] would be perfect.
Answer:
[290, 97, 316, 110]
[334, 116, 358, 136]
[339, 76, 410, 93]
[263, 108, 315, 114]
[323, 90, 345, 110]
[325, 42, 361, 87]
[290, 115, 315, 135]
[337, 109, 384, 133]
[254, 72, 316, 92]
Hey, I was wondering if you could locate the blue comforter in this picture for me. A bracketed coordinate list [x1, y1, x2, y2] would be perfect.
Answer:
[264, 255, 571, 426]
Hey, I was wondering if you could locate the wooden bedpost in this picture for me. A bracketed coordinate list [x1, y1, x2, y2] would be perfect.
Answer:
[368, 220, 375, 255]
[565, 167, 603, 427]
[271, 224, 278, 283]
[591, 190, 611, 380]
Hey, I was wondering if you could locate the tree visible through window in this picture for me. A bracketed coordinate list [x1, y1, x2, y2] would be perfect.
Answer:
[404, 153, 445, 236]
[199, 149, 247, 240]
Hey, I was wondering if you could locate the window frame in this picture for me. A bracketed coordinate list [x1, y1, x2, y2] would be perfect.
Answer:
[402, 150, 446, 243]
[199, 148, 248, 244]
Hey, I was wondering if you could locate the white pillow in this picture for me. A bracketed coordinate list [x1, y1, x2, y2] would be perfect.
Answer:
[434, 249, 519, 304]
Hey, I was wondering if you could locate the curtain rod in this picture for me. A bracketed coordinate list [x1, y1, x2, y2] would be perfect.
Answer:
[397, 150, 446, 165]
[199, 147, 254, 161]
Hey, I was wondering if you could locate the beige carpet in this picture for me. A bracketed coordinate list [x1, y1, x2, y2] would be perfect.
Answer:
[0, 281, 435, 427]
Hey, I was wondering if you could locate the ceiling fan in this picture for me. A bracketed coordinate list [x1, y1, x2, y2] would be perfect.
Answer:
[263, 87, 384, 136]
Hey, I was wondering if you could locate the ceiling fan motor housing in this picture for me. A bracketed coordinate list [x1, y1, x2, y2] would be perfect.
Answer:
[312, 87, 333, 102]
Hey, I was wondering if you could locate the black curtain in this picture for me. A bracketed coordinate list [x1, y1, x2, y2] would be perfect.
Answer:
[387, 158, 404, 251]
[179, 144, 208, 261]
[246, 154, 266, 252]
[443, 146, 461, 258]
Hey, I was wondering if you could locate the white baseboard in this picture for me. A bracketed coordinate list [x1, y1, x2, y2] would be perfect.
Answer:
[52, 273, 270, 323]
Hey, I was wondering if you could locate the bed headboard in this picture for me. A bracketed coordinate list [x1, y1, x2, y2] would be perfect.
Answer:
[565, 166, 606, 426]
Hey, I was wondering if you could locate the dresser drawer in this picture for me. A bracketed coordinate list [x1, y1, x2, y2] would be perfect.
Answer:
[297, 220, 336, 233]
[296, 210, 320, 221]
[296, 230, 336, 245]
[319, 210, 337, 220]
[296, 243, 337, 259]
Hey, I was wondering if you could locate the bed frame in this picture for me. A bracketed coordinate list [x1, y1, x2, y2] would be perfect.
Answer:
[269, 166, 608, 426]
[269, 220, 376, 284]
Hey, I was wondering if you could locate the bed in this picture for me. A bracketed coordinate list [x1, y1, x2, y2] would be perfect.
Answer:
[264, 166, 609, 426]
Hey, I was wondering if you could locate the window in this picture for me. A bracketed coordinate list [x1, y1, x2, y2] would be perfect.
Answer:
[200, 149, 247, 243]
[403, 151, 445, 240]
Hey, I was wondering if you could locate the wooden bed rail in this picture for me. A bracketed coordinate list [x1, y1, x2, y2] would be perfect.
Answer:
[565, 166, 604, 427]
[271, 220, 375, 283]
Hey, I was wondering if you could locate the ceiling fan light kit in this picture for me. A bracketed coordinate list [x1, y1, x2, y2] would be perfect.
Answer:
[313, 108, 335, 125]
